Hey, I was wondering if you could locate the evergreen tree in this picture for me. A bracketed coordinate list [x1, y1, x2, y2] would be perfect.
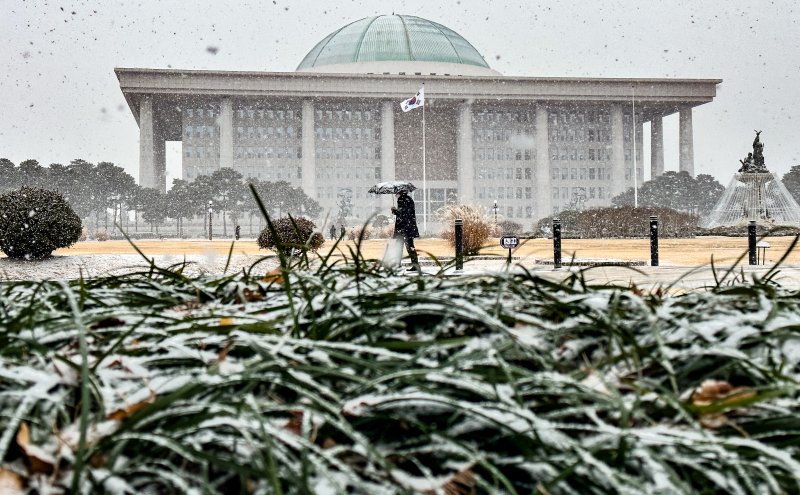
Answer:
[782, 165, 800, 204]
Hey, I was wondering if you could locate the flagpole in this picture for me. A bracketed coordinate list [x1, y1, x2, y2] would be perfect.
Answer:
[632, 87, 638, 208]
[422, 84, 427, 235]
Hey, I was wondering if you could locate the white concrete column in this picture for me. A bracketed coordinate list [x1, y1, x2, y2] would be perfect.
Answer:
[679, 106, 694, 176]
[301, 99, 316, 194]
[219, 98, 233, 170]
[380, 101, 396, 209]
[154, 128, 166, 193]
[650, 116, 664, 178]
[534, 103, 551, 219]
[610, 103, 625, 198]
[457, 101, 474, 203]
[635, 121, 643, 183]
[138, 96, 155, 188]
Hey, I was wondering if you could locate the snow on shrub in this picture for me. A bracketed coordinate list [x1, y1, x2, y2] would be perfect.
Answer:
[498, 219, 523, 235]
[347, 225, 373, 241]
[94, 228, 110, 241]
[0, 187, 82, 259]
[257, 216, 324, 255]
[438, 203, 494, 255]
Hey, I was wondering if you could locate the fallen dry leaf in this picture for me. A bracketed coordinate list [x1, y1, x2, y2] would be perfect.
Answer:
[421, 465, 477, 495]
[691, 380, 755, 407]
[107, 390, 157, 421]
[0, 468, 24, 495]
[262, 267, 285, 285]
[16, 422, 55, 475]
[242, 287, 264, 302]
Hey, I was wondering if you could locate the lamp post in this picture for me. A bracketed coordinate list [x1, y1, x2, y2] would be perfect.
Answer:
[208, 200, 213, 241]
[493, 200, 499, 225]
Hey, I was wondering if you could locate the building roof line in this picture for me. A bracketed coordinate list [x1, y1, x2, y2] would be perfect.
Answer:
[114, 67, 723, 85]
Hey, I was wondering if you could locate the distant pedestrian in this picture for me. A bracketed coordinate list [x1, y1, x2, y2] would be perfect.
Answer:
[340, 224, 346, 240]
[235, 225, 241, 240]
[330, 224, 336, 240]
[391, 190, 420, 272]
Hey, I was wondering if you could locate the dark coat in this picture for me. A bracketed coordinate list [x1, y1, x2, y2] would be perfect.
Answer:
[394, 192, 420, 238]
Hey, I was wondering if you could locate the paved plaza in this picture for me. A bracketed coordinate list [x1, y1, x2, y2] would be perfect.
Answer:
[2, 237, 798, 291]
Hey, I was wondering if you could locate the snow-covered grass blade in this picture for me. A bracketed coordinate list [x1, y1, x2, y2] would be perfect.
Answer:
[1, 228, 799, 493]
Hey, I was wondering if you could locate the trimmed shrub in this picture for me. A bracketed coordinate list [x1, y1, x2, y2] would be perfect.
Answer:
[0, 187, 82, 259]
[438, 203, 494, 255]
[94, 228, 110, 241]
[257, 216, 324, 255]
[498, 220, 523, 235]
[347, 226, 373, 241]
[535, 207, 698, 238]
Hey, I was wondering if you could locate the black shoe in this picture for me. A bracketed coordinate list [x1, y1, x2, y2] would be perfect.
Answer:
[406, 265, 419, 272]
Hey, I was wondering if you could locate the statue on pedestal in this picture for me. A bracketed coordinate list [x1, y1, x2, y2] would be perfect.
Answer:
[738, 130, 767, 173]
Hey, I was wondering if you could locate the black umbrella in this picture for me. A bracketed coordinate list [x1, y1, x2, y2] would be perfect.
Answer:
[367, 181, 417, 195]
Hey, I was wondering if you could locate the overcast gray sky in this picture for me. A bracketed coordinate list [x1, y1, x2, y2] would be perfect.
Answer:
[1, 0, 798, 186]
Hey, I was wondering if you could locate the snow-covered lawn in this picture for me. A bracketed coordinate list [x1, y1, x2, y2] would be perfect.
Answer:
[1, 252, 798, 493]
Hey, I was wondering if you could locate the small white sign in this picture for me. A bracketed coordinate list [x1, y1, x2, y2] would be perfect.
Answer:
[500, 236, 519, 249]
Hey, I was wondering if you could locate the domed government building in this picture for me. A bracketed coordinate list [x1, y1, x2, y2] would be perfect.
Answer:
[116, 14, 720, 227]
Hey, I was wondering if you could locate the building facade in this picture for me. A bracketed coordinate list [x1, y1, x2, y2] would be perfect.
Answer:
[117, 14, 720, 227]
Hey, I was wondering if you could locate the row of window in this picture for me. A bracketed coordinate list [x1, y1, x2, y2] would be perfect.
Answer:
[472, 111, 534, 125]
[552, 167, 609, 181]
[551, 147, 613, 162]
[236, 126, 299, 140]
[235, 108, 299, 121]
[185, 146, 219, 159]
[549, 110, 611, 126]
[184, 107, 219, 119]
[232, 166, 301, 181]
[475, 147, 533, 161]
[184, 107, 637, 127]
[316, 187, 377, 201]
[232, 146, 302, 160]
[550, 128, 612, 143]
[315, 126, 379, 141]
[473, 128, 526, 143]
[553, 186, 606, 201]
[476, 167, 533, 180]
[315, 166, 381, 181]
[315, 146, 381, 161]
[474, 204, 534, 219]
[477, 187, 533, 200]
[315, 109, 375, 122]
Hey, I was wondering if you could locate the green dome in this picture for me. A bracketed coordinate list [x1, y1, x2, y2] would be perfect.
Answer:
[297, 15, 496, 75]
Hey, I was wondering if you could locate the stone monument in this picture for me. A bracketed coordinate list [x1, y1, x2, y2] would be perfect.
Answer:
[703, 132, 800, 228]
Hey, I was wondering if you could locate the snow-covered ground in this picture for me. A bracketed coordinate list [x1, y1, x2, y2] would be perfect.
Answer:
[4, 253, 800, 293]
[0, 254, 280, 281]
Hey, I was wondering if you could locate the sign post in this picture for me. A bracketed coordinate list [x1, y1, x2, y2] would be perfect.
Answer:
[500, 235, 519, 265]
[454, 219, 464, 271]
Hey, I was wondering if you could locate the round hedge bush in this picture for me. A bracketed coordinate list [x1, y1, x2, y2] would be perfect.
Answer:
[257, 216, 324, 255]
[0, 187, 82, 259]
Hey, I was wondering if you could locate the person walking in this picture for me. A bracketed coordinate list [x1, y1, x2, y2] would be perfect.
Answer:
[391, 190, 420, 272]
[330, 224, 336, 240]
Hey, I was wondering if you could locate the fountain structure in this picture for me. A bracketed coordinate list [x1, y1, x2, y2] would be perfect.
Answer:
[702, 131, 800, 228]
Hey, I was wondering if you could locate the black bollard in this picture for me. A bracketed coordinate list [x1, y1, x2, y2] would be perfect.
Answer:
[553, 218, 562, 269]
[454, 218, 463, 271]
[650, 215, 659, 267]
[748, 220, 757, 265]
